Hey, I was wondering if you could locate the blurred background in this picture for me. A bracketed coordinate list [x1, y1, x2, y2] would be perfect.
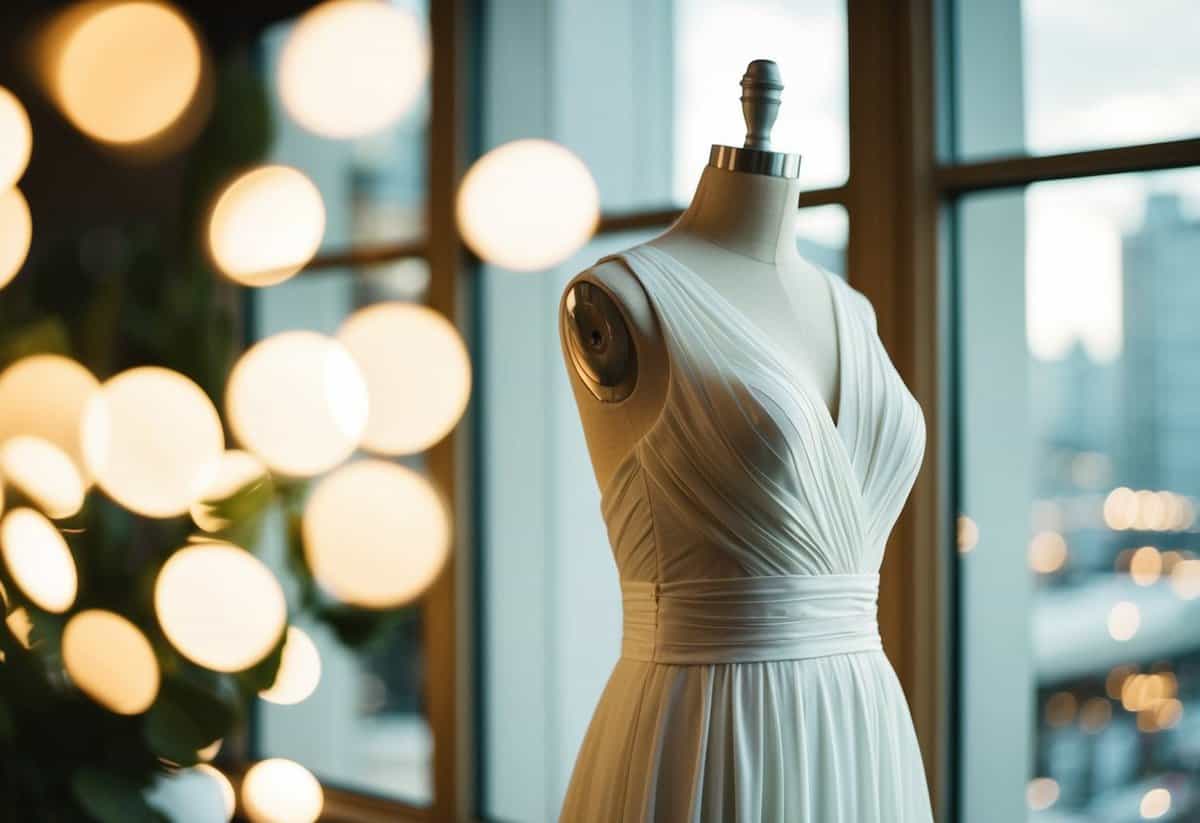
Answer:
[0, 0, 1198, 822]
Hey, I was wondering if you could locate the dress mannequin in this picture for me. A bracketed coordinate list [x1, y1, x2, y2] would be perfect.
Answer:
[556, 61, 933, 822]
[560, 60, 841, 492]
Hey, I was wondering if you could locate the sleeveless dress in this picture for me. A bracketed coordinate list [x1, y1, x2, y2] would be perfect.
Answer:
[560, 245, 933, 822]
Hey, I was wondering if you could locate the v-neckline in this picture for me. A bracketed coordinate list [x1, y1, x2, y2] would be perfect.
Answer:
[639, 244, 849, 440]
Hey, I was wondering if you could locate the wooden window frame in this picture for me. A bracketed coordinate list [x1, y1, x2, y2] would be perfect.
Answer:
[280, 0, 1200, 820]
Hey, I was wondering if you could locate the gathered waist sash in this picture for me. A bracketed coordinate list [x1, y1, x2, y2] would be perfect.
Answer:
[620, 573, 882, 664]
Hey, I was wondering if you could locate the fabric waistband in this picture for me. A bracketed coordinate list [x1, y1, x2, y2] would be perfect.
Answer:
[620, 573, 882, 664]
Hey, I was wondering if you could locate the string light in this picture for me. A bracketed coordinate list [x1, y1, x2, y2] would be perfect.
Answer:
[225, 331, 368, 478]
[155, 543, 286, 672]
[241, 759, 323, 823]
[337, 302, 471, 455]
[82, 367, 224, 518]
[0, 436, 86, 519]
[1, 507, 77, 613]
[0, 355, 100, 482]
[62, 610, 159, 715]
[259, 627, 321, 706]
[0, 187, 31, 290]
[304, 460, 449, 609]
[457, 139, 599, 271]
[207, 165, 325, 287]
[0, 86, 32, 189]
[278, 0, 429, 139]
[50, 1, 203, 144]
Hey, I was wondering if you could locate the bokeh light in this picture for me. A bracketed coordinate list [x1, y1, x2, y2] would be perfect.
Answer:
[226, 331, 368, 478]
[154, 543, 286, 672]
[1103, 486, 1137, 529]
[337, 302, 471, 455]
[1026, 777, 1059, 811]
[1170, 558, 1200, 600]
[457, 139, 599, 271]
[278, 0, 429, 139]
[1140, 787, 1171, 819]
[303, 460, 449, 609]
[1078, 697, 1112, 733]
[207, 165, 325, 287]
[1, 507, 76, 613]
[1044, 691, 1076, 727]
[1028, 530, 1067, 574]
[0, 436, 86, 519]
[51, 1, 203, 144]
[0, 86, 32, 190]
[956, 514, 979, 554]
[82, 367, 223, 517]
[190, 450, 271, 533]
[146, 764, 235, 823]
[259, 626, 321, 706]
[0, 354, 100, 481]
[197, 738, 222, 762]
[62, 609, 159, 715]
[241, 758, 324, 823]
[1129, 546, 1163, 586]
[0, 187, 32, 290]
[1107, 600, 1141, 642]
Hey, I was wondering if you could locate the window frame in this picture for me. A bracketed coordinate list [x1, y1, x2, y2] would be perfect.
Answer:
[268, 0, 1200, 819]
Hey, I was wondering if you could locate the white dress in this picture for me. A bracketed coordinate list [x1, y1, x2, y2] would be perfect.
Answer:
[560, 245, 933, 822]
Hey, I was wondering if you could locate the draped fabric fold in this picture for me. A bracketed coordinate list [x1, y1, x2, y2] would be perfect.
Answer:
[561, 245, 932, 823]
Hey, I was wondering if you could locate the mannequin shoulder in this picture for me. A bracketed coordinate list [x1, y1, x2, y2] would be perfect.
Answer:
[559, 259, 665, 403]
[561, 259, 659, 334]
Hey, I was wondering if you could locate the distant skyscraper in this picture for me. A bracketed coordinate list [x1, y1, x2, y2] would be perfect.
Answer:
[1119, 193, 1200, 495]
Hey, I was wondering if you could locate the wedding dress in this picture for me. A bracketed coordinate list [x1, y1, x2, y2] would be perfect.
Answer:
[560, 245, 933, 822]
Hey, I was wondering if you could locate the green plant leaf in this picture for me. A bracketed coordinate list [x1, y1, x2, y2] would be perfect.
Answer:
[234, 625, 288, 694]
[192, 473, 276, 550]
[143, 676, 238, 766]
[0, 316, 71, 369]
[71, 767, 165, 823]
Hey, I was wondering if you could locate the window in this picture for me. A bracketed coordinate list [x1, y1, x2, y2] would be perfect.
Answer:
[956, 171, 1200, 820]
[948, 2, 1200, 820]
[954, 0, 1200, 160]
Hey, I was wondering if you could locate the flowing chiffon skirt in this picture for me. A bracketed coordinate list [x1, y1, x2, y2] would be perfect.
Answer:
[561, 651, 931, 822]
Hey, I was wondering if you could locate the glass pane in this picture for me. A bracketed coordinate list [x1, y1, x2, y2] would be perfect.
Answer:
[674, 0, 849, 200]
[258, 0, 429, 253]
[253, 261, 434, 805]
[956, 168, 1200, 821]
[796, 204, 848, 277]
[954, 0, 1200, 160]
[478, 0, 846, 215]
